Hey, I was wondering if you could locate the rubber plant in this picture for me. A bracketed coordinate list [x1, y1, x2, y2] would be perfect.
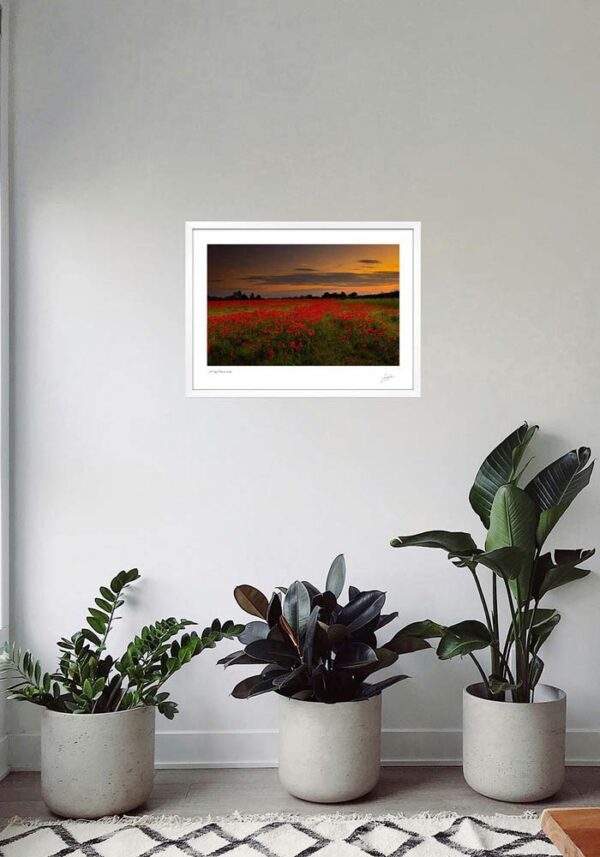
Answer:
[390, 423, 594, 702]
[0, 569, 244, 719]
[219, 554, 430, 702]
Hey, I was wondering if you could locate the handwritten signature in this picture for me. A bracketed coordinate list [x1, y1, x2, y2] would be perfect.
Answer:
[380, 373, 396, 384]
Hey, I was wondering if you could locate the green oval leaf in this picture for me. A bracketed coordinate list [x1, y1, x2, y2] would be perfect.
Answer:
[283, 581, 311, 637]
[436, 620, 491, 660]
[87, 616, 106, 635]
[325, 554, 346, 598]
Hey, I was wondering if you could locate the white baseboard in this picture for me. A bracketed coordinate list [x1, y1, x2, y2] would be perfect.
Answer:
[8, 728, 600, 770]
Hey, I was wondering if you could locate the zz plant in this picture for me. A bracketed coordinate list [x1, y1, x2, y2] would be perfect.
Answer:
[391, 423, 594, 702]
[0, 568, 243, 718]
[220, 554, 430, 702]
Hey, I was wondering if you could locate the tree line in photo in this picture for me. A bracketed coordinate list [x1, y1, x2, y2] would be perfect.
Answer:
[208, 289, 400, 301]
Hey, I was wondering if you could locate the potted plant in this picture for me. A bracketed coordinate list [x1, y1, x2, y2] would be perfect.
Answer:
[219, 554, 429, 802]
[391, 422, 594, 802]
[0, 568, 243, 818]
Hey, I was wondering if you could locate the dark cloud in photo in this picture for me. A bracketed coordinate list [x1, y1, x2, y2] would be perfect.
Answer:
[239, 270, 397, 288]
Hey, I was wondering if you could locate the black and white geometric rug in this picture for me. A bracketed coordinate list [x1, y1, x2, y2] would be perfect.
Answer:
[0, 812, 559, 856]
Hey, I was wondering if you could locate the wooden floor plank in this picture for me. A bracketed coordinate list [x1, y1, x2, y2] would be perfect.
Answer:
[0, 767, 595, 822]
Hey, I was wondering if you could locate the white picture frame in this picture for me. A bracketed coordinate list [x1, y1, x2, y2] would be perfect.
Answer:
[186, 221, 420, 397]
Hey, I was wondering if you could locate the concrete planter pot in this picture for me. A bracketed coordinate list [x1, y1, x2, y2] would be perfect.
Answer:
[41, 706, 155, 818]
[463, 682, 566, 802]
[278, 694, 381, 803]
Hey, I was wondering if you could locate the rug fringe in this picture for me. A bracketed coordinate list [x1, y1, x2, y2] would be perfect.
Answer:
[2, 809, 541, 830]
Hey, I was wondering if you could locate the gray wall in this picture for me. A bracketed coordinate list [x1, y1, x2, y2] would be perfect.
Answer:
[9, 0, 600, 767]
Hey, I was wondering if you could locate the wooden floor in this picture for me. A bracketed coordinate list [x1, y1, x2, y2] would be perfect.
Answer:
[0, 767, 598, 822]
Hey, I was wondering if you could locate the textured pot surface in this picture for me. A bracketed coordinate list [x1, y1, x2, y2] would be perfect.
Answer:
[463, 683, 566, 802]
[41, 706, 156, 818]
[278, 694, 381, 803]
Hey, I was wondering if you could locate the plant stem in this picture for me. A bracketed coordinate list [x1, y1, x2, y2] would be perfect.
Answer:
[468, 652, 489, 691]
[97, 599, 120, 654]
[497, 649, 516, 686]
[501, 626, 514, 678]
[469, 567, 493, 634]
[525, 597, 540, 653]
[491, 574, 500, 678]
[524, 548, 541, 656]
[500, 574, 526, 701]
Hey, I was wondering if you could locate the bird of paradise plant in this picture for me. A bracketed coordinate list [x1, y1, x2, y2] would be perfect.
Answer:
[391, 423, 594, 702]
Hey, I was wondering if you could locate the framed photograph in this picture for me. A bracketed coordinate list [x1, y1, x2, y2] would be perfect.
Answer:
[186, 222, 420, 397]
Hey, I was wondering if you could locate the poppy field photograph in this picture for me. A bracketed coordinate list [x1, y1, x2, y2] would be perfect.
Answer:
[206, 244, 400, 366]
[187, 222, 420, 397]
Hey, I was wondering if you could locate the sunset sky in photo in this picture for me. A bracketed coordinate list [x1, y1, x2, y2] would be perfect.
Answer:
[207, 244, 400, 299]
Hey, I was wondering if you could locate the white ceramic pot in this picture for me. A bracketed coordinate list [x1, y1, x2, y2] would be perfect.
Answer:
[278, 694, 381, 802]
[463, 682, 566, 802]
[41, 706, 155, 818]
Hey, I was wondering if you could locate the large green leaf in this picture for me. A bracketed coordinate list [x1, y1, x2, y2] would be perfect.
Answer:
[469, 423, 538, 528]
[466, 546, 528, 581]
[538, 549, 594, 597]
[468, 544, 534, 602]
[554, 548, 595, 565]
[485, 484, 538, 553]
[436, 620, 491, 660]
[384, 630, 432, 654]
[394, 619, 446, 639]
[513, 607, 558, 639]
[530, 611, 561, 654]
[535, 504, 568, 548]
[390, 531, 477, 555]
[526, 447, 593, 510]
[325, 554, 346, 598]
[283, 581, 311, 637]
[527, 448, 594, 546]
